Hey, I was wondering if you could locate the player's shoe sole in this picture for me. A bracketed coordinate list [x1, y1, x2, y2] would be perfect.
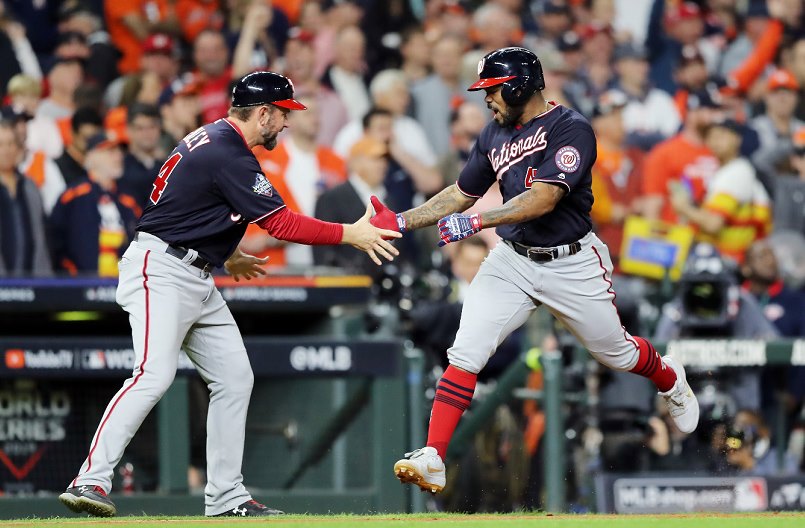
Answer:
[59, 486, 117, 517]
[393, 461, 444, 494]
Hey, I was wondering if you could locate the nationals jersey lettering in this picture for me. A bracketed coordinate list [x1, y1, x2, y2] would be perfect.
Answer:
[489, 126, 548, 175]
[137, 119, 286, 266]
[457, 104, 596, 246]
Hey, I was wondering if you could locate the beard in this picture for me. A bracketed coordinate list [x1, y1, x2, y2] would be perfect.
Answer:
[493, 105, 524, 128]
[260, 125, 279, 150]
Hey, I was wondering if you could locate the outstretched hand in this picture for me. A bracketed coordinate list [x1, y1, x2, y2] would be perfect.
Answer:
[369, 196, 405, 239]
[224, 249, 269, 282]
[343, 203, 402, 265]
[437, 213, 483, 246]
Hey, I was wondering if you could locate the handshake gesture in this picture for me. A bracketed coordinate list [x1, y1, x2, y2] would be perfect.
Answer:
[369, 196, 483, 247]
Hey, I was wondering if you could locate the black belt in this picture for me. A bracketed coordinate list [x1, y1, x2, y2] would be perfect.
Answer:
[134, 232, 213, 272]
[508, 240, 582, 262]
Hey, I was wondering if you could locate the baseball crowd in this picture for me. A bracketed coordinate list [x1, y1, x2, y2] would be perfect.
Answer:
[1, 0, 804, 507]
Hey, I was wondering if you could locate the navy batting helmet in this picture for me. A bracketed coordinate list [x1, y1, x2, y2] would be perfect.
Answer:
[231, 71, 306, 110]
[468, 47, 544, 107]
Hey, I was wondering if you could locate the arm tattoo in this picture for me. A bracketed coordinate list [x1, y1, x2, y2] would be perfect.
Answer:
[402, 185, 477, 230]
[481, 183, 566, 228]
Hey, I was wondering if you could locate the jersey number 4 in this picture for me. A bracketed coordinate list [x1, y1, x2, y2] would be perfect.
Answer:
[150, 152, 183, 205]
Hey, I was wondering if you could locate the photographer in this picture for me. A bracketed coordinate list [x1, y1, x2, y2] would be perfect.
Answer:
[655, 243, 778, 411]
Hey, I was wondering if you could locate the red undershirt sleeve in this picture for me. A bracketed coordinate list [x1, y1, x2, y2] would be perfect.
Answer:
[257, 207, 344, 245]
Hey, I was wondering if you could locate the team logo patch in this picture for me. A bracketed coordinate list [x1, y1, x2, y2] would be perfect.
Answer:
[555, 146, 581, 173]
[477, 58, 485, 75]
[252, 173, 273, 196]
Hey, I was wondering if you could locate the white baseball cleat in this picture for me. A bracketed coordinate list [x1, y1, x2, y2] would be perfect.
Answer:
[659, 356, 699, 434]
[393, 446, 446, 494]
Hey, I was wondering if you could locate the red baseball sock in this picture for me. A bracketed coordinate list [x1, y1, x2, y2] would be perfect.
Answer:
[426, 365, 477, 460]
[629, 336, 676, 392]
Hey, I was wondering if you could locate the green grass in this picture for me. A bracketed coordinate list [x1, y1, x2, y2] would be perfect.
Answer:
[4, 513, 804, 528]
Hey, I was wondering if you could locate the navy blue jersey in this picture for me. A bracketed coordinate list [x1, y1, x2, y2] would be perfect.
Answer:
[457, 104, 596, 247]
[137, 119, 285, 266]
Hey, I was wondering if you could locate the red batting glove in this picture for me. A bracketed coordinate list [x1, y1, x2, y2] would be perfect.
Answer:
[370, 196, 404, 240]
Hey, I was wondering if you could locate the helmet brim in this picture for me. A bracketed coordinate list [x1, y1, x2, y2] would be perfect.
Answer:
[272, 99, 307, 110]
[467, 76, 516, 91]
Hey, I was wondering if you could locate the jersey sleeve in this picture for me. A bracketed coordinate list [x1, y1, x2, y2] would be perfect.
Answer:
[531, 122, 596, 193]
[703, 163, 753, 217]
[215, 155, 287, 223]
[456, 140, 496, 198]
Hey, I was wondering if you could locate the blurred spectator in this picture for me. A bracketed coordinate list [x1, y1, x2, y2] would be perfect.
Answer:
[176, 0, 225, 43]
[784, 37, 805, 120]
[578, 22, 617, 99]
[313, 136, 391, 275]
[725, 410, 799, 475]
[399, 26, 430, 84]
[281, 27, 349, 147]
[2, 0, 59, 57]
[646, 0, 725, 94]
[0, 4, 43, 99]
[771, 129, 805, 233]
[0, 121, 52, 277]
[589, 90, 646, 265]
[321, 25, 371, 122]
[462, 3, 521, 92]
[105, 33, 180, 109]
[423, 0, 472, 43]
[750, 69, 803, 182]
[298, 0, 360, 79]
[38, 56, 84, 122]
[411, 35, 480, 157]
[225, 0, 290, 64]
[469, 3, 521, 54]
[104, 0, 180, 75]
[230, 0, 289, 78]
[54, 107, 103, 188]
[360, 0, 417, 75]
[437, 101, 486, 187]
[244, 96, 346, 267]
[7, 74, 63, 158]
[538, 48, 574, 109]
[158, 78, 202, 153]
[333, 70, 441, 212]
[528, 0, 574, 52]
[672, 45, 709, 121]
[555, 30, 595, 116]
[3, 105, 66, 215]
[57, 2, 120, 89]
[716, 1, 770, 79]
[334, 70, 441, 207]
[670, 119, 771, 264]
[49, 133, 139, 276]
[120, 103, 165, 210]
[641, 87, 720, 223]
[192, 29, 233, 123]
[741, 239, 805, 337]
[612, 42, 681, 149]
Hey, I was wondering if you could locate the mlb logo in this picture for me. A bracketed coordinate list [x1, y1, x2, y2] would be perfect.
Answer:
[524, 167, 537, 188]
[5, 349, 25, 369]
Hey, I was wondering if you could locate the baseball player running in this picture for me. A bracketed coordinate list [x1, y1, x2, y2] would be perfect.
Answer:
[370, 47, 699, 494]
[59, 71, 401, 517]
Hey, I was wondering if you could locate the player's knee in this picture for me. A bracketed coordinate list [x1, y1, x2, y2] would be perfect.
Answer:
[446, 347, 485, 374]
[586, 333, 638, 372]
[224, 357, 254, 396]
[146, 370, 178, 400]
